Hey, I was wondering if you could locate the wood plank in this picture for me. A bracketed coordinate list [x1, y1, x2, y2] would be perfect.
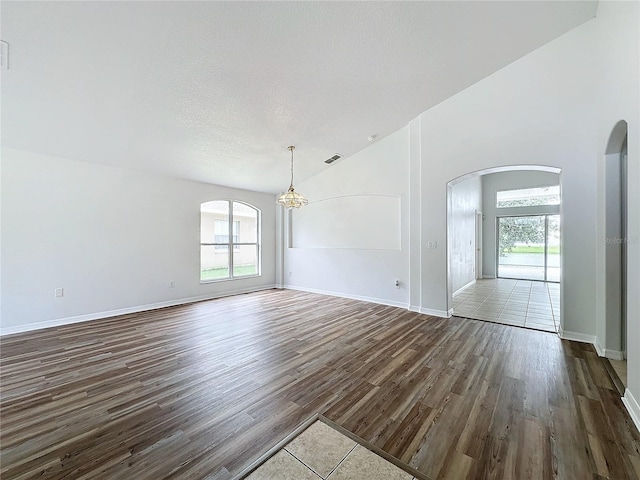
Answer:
[1, 289, 638, 479]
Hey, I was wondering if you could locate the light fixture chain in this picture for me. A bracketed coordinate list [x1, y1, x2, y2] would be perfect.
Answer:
[290, 146, 295, 189]
[277, 145, 308, 209]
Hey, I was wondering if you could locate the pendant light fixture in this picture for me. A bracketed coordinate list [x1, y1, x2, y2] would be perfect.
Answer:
[276, 145, 308, 209]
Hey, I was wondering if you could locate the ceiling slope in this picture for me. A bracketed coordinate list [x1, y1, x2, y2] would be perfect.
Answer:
[1, 1, 597, 193]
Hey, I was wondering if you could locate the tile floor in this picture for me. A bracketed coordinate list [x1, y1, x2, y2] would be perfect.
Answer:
[452, 278, 560, 333]
[246, 420, 417, 480]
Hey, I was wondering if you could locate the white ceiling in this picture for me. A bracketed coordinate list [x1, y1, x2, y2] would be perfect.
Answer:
[1, 1, 597, 194]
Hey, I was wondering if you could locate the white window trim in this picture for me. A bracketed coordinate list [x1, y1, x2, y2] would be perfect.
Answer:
[200, 200, 261, 283]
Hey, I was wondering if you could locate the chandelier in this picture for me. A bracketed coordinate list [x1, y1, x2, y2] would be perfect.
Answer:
[276, 145, 308, 209]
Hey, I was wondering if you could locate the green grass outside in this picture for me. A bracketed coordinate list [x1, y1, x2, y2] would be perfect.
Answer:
[510, 246, 560, 254]
[201, 264, 258, 281]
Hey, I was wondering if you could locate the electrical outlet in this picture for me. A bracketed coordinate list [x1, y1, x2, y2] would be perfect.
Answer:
[169, 281, 175, 288]
[395, 279, 400, 289]
[428, 240, 438, 249]
[54, 288, 64, 298]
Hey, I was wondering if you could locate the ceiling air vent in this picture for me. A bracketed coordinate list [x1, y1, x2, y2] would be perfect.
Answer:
[325, 154, 343, 164]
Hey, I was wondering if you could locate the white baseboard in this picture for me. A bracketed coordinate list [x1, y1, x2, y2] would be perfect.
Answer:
[622, 389, 640, 434]
[407, 305, 451, 318]
[284, 285, 409, 310]
[482, 275, 496, 279]
[452, 279, 475, 297]
[604, 349, 625, 360]
[419, 307, 452, 318]
[557, 326, 596, 344]
[594, 338, 625, 360]
[0, 285, 277, 336]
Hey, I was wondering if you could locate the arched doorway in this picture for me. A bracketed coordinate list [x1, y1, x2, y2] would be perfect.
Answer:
[447, 165, 562, 334]
[602, 120, 628, 389]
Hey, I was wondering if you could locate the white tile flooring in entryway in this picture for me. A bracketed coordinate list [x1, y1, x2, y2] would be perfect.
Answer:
[246, 421, 417, 480]
[452, 278, 560, 333]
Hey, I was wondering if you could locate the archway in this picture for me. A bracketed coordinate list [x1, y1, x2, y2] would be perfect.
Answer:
[447, 165, 562, 333]
[601, 120, 628, 388]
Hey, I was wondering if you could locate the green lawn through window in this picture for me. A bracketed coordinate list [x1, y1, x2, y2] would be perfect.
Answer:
[200, 265, 257, 281]
[510, 246, 560, 254]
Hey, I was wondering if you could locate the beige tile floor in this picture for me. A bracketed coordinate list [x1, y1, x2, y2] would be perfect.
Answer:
[452, 278, 560, 333]
[246, 421, 417, 480]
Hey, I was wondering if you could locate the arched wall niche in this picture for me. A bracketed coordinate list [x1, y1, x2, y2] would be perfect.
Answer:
[605, 120, 628, 155]
[600, 120, 628, 360]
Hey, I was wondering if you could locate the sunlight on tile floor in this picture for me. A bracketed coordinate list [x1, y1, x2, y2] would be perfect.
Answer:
[452, 278, 560, 333]
[246, 421, 417, 480]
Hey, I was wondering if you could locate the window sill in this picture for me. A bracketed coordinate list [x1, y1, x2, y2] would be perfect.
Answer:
[200, 274, 261, 285]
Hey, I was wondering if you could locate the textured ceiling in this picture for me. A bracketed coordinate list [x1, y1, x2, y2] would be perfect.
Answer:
[1, 1, 597, 194]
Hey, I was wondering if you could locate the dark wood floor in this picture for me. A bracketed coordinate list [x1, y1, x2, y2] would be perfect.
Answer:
[1, 289, 639, 480]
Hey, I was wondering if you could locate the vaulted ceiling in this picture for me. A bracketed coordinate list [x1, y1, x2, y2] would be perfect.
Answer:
[1, 1, 597, 193]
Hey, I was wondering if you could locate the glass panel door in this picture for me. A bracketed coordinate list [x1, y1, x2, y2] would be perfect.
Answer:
[498, 214, 561, 282]
[497, 216, 546, 281]
[546, 215, 561, 282]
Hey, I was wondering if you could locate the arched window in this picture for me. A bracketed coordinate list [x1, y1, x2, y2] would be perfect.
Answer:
[200, 200, 260, 282]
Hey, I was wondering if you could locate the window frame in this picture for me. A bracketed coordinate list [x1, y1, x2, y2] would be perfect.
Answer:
[200, 200, 261, 283]
[214, 219, 240, 252]
[495, 185, 560, 209]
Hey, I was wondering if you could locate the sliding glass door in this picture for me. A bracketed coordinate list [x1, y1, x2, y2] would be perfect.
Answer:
[497, 214, 560, 282]
[546, 215, 560, 282]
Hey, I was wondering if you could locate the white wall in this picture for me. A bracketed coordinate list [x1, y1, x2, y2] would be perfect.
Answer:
[283, 126, 410, 307]
[292, 195, 401, 250]
[592, 0, 640, 421]
[0, 148, 277, 333]
[481, 170, 560, 278]
[415, 16, 599, 336]
[448, 175, 481, 294]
